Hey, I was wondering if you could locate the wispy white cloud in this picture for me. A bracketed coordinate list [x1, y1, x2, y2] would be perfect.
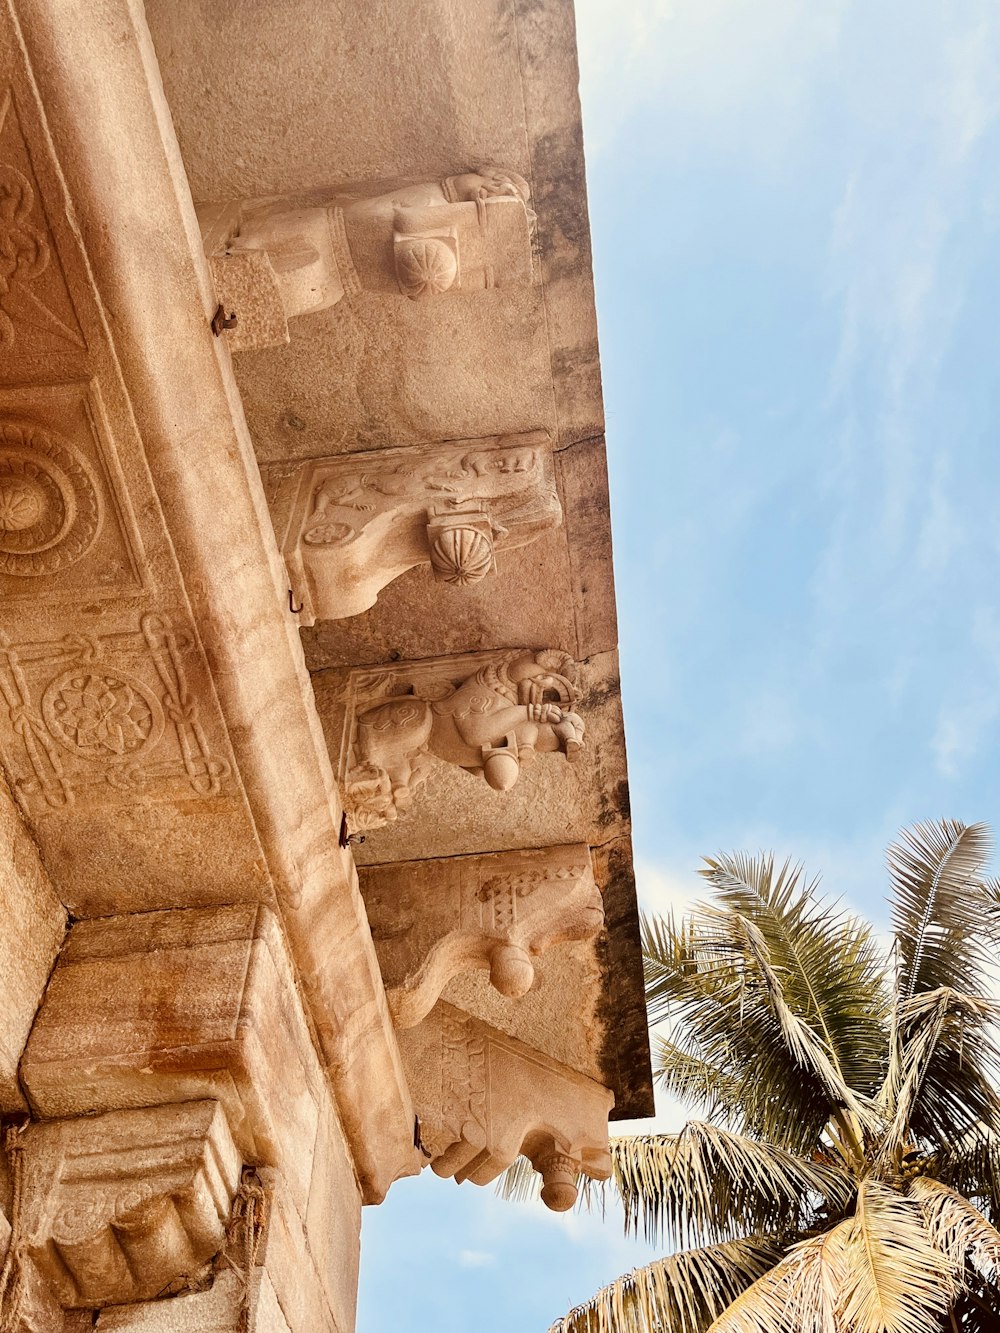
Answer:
[576, 0, 846, 158]
[818, 5, 1000, 617]
[457, 1249, 496, 1269]
[931, 608, 1000, 780]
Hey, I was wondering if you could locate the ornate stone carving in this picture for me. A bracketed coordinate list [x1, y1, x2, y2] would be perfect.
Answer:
[0, 420, 102, 576]
[426, 513, 495, 585]
[0, 162, 50, 347]
[333, 648, 585, 832]
[21, 1101, 241, 1309]
[360, 844, 604, 1028]
[42, 669, 164, 761]
[268, 433, 560, 621]
[202, 167, 534, 350]
[401, 1003, 612, 1212]
[0, 88, 86, 358]
[0, 615, 231, 812]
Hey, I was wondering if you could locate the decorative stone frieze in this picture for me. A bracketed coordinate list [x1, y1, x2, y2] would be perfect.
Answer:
[400, 1002, 612, 1212]
[266, 433, 560, 621]
[202, 168, 534, 351]
[360, 844, 604, 1028]
[326, 648, 585, 833]
[22, 1101, 241, 1309]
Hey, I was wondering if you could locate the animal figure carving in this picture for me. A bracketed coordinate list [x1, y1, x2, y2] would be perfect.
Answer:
[342, 650, 584, 830]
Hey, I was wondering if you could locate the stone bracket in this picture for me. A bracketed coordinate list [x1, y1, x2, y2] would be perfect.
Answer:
[399, 1002, 612, 1213]
[360, 844, 604, 1028]
[265, 433, 559, 623]
[23, 1100, 241, 1309]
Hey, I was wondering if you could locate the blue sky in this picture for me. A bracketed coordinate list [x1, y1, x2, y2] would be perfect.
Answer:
[358, 2, 1000, 1327]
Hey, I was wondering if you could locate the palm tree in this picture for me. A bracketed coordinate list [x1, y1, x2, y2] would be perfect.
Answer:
[504, 820, 1000, 1332]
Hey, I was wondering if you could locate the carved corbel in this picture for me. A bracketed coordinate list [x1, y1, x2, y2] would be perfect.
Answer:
[21, 1101, 241, 1309]
[199, 167, 534, 351]
[360, 844, 604, 1028]
[331, 648, 586, 832]
[265, 435, 560, 623]
[400, 1003, 612, 1212]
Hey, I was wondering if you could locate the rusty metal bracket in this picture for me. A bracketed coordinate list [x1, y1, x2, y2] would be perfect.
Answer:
[339, 812, 365, 849]
[211, 304, 238, 336]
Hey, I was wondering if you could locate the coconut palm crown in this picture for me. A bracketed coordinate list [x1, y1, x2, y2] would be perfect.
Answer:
[505, 820, 1000, 1332]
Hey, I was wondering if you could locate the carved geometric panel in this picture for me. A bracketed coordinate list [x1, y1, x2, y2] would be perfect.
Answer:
[0, 613, 232, 813]
[0, 86, 87, 380]
[0, 380, 145, 599]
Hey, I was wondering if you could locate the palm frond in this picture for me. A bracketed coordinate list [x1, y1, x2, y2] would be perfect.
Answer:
[696, 902, 882, 1142]
[700, 853, 889, 1098]
[941, 1126, 1000, 1224]
[888, 820, 993, 1001]
[653, 1033, 746, 1128]
[909, 1175, 1000, 1286]
[640, 911, 839, 1154]
[878, 987, 1000, 1159]
[549, 1235, 782, 1333]
[496, 1152, 543, 1204]
[837, 1178, 955, 1333]
[597, 1124, 853, 1249]
[704, 1226, 847, 1333]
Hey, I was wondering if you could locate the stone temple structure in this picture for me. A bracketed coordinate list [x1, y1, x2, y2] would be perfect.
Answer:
[0, 1, 652, 1328]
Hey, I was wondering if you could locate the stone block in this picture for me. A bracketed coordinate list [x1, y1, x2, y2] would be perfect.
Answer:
[97, 1271, 290, 1333]
[0, 774, 65, 1112]
[304, 1095, 360, 1333]
[23, 1101, 241, 1309]
[257, 1167, 338, 1333]
[21, 905, 323, 1216]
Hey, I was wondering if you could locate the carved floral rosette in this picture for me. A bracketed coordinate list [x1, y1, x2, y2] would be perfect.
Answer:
[0, 614, 232, 812]
[0, 420, 102, 577]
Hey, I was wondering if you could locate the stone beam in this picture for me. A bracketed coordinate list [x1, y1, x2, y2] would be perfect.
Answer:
[1, 0, 413, 1201]
[20, 905, 361, 1217]
[0, 774, 64, 1112]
